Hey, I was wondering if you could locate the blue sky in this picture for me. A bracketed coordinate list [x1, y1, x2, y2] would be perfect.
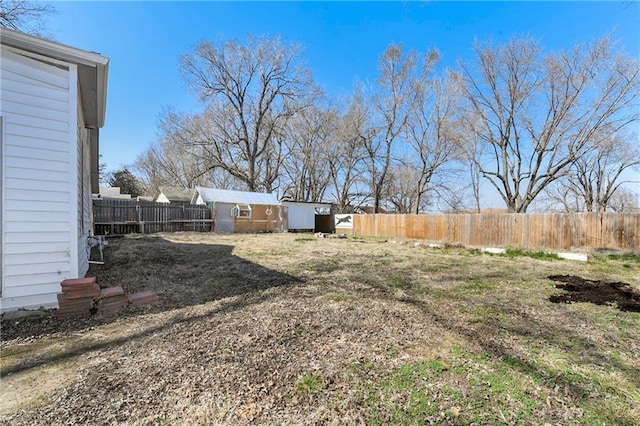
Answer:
[45, 1, 639, 176]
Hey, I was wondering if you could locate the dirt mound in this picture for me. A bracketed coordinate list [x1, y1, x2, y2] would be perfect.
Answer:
[548, 275, 640, 312]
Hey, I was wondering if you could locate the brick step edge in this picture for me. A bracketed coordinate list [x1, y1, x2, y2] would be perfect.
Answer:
[61, 288, 101, 299]
[61, 277, 98, 290]
[128, 290, 159, 307]
[55, 277, 160, 319]
[99, 286, 125, 299]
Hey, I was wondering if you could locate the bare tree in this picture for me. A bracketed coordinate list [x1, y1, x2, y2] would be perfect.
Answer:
[133, 109, 239, 196]
[608, 187, 640, 212]
[327, 93, 369, 213]
[364, 44, 438, 213]
[0, 0, 55, 35]
[545, 131, 640, 212]
[179, 35, 314, 193]
[281, 102, 337, 202]
[385, 165, 428, 213]
[456, 37, 640, 212]
[404, 74, 460, 213]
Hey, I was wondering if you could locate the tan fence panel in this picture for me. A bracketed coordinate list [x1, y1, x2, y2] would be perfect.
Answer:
[352, 212, 640, 251]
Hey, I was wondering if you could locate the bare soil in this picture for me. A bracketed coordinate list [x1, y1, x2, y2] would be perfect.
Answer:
[549, 274, 640, 312]
[1, 233, 639, 425]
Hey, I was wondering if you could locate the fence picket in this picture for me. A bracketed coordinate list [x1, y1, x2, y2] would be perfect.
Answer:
[352, 212, 639, 251]
[93, 199, 213, 235]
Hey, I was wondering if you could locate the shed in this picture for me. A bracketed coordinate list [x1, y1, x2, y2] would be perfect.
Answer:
[156, 186, 197, 204]
[195, 186, 285, 233]
[281, 201, 333, 232]
[1, 28, 109, 312]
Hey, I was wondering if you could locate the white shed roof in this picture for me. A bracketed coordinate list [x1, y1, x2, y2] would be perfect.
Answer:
[281, 201, 333, 207]
[196, 186, 280, 206]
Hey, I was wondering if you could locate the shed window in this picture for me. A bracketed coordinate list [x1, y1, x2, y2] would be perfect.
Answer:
[231, 204, 252, 218]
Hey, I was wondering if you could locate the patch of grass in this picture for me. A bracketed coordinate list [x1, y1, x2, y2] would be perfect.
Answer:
[468, 305, 502, 324]
[505, 247, 560, 260]
[294, 237, 316, 242]
[387, 275, 413, 289]
[350, 235, 389, 243]
[363, 358, 448, 424]
[296, 374, 324, 394]
[386, 347, 400, 357]
[323, 291, 353, 302]
[590, 253, 639, 270]
[304, 259, 340, 273]
[461, 278, 497, 292]
[606, 253, 640, 263]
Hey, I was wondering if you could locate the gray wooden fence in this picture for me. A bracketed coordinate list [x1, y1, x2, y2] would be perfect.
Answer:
[93, 199, 213, 235]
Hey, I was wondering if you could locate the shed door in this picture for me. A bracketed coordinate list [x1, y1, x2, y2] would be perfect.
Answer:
[215, 204, 234, 233]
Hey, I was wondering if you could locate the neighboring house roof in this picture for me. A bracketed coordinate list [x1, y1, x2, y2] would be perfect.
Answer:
[94, 187, 132, 200]
[196, 186, 280, 206]
[158, 187, 197, 203]
[0, 27, 110, 193]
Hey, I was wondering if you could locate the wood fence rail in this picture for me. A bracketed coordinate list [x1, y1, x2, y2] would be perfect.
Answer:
[93, 199, 213, 235]
[353, 212, 640, 251]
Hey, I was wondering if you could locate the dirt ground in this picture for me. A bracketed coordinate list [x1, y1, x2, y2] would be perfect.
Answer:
[549, 274, 640, 312]
[1, 233, 639, 425]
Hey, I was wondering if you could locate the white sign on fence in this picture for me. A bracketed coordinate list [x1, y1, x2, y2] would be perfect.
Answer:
[335, 214, 353, 229]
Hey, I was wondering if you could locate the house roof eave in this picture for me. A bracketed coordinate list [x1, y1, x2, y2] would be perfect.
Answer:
[0, 27, 109, 128]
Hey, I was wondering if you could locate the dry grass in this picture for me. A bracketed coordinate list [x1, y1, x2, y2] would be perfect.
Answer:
[1, 232, 639, 424]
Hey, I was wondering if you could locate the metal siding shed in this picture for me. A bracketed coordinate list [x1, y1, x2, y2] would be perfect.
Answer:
[281, 201, 333, 230]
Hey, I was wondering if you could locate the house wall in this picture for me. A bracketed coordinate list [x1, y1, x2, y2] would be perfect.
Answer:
[0, 47, 77, 311]
[77, 89, 92, 277]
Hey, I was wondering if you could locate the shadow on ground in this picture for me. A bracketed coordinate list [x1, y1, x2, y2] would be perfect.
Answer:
[1, 235, 301, 342]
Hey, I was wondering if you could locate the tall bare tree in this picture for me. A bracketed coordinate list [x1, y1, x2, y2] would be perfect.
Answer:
[384, 165, 427, 213]
[608, 187, 640, 212]
[404, 74, 460, 213]
[456, 37, 640, 212]
[133, 109, 241, 196]
[327, 93, 369, 212]
[281, 103, 337, 202]
[0, 0, 54, 35]
[180, 35, 314, 192]
[544, 131, 640, 212]
[364, 44, 438, 212]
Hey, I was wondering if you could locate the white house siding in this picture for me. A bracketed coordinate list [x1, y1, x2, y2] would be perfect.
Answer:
[0, 48, 76, 311]
[77, 93, 92, 277]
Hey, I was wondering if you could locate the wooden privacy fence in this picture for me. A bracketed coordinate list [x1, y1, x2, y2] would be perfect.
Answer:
[93, 199, 213, 235]
[353, 212, 640, 251]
